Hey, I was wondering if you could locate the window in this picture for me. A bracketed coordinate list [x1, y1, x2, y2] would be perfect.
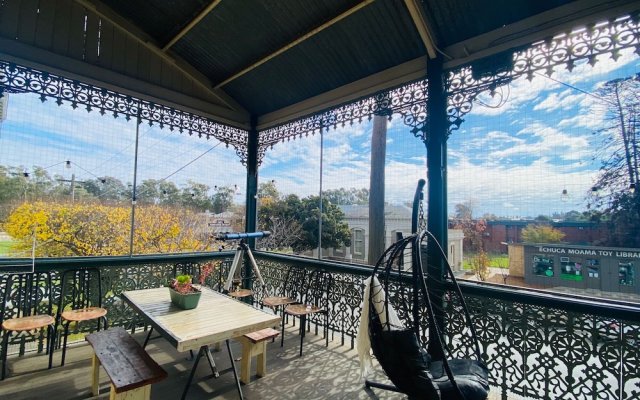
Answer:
[586, 259, 599, 278]
[352, 229, 365, 258]
[533, 255, 554, 277]
[619, 262, 635, 286]
[560, 258, 583, 281]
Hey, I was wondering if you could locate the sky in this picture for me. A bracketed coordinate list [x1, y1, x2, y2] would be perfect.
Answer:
[0, 48, 638, 218]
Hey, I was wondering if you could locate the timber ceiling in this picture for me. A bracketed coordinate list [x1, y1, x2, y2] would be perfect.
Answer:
[3, 0, 640, 129]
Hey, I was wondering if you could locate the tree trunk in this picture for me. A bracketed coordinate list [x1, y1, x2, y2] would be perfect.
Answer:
[368, 115, 387, 265]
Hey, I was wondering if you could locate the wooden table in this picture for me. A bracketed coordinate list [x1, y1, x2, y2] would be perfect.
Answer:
[123, 287, 280, 400]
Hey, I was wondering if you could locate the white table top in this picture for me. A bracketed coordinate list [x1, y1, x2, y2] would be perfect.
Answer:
[123, 287, 280, 352]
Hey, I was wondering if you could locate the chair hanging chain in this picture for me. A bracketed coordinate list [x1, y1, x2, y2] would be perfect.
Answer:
[418, 197, 426, 232]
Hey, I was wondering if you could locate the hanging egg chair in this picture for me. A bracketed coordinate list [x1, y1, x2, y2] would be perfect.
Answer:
[358, 180, 489, 400]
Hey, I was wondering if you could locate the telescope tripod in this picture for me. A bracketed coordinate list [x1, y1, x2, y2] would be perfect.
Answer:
[224, 239, 267, 299]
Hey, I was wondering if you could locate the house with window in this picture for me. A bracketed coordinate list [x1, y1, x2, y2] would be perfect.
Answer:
[329, 204, 464, 270]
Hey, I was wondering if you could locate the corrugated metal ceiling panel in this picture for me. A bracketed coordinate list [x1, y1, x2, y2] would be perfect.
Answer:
[101, 0, 208, 45]
[222, 0, 425, 115]
[171, 0, 363, 84]
[422, 0, 576, 46]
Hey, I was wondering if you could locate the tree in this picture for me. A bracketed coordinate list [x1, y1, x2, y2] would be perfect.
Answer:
[180, 180, 212, 211]
[211, 185, 235, 213]
[521, 224, 565, 243]
[323, 187, 369, 205]
[258, 193, 351, 252]
[296, 196, 351, 252]
[79, 176, 128, 204]
[258, 181, 279, 199]
[471, 250, 490, 281]
[591, 74, 640, 246]
[5, 202, 211, 256]
[454, 201, 474, 220]
[451, 201, 486, 252]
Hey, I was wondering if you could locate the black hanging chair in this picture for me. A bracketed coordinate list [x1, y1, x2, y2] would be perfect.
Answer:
[362, 181, 489, 400]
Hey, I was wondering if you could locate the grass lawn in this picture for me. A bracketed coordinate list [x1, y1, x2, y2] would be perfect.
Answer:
[0, 240, 15, 255]
[463, 252, 509, 270]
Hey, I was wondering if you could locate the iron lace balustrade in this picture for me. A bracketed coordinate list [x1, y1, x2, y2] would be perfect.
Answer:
[1, 251, 639, 399]
[0, 253, 234, 359]
[249, 251, 640, 400]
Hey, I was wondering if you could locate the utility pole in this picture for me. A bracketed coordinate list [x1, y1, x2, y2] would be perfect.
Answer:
[57, 173, 81, 203]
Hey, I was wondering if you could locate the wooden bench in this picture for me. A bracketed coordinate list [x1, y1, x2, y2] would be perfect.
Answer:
[86, 327, 167, 400]
[237, 328, 280, 384]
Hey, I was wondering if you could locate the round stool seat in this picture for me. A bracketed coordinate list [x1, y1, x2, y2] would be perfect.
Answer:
[228, 289, 253, 298]
[61, 307, 107, 322]
[263, 296, 297, 308]
[2, 315, 54, 332]
[285, 304, 321, 316]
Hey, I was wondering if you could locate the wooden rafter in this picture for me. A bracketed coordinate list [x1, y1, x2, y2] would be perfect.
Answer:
[214, 0, 376, 89]
[73, 0, 244, 113]
[162, 0, 223, 51]
[404, 0, 437, 59]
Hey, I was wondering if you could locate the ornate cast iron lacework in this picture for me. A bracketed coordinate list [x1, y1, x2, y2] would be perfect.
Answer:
[251, 255, 640, 400]
[258, 79, 428, 164]
[0, 61, 250, 164]
[2, 254, 640, 400]
[447, 14, 640, 132]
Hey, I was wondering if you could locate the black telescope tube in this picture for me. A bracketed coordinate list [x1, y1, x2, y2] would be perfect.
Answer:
[218, 231, 271, 240]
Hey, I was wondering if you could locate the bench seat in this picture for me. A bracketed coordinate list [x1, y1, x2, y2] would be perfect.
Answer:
[86, 327, 167, 400]
[237, 328, 280, 384]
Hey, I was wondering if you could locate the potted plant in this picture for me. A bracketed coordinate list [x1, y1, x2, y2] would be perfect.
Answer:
[168, 261, 219, 309]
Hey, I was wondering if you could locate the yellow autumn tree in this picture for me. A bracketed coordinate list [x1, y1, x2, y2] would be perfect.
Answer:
[5, 202, 212, 256]
[521, 224, 565, 244]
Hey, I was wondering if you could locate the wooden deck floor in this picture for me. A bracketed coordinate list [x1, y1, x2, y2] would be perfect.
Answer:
[0, 326, 407, 400]
[0, 326, 509, 400]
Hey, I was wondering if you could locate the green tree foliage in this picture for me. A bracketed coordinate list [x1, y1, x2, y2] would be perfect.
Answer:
[258, 181, 279, 199]
[323, 187, 369, 205]
[82, 176, 129, 203]
[258, 192, 350, 252]
[521, 224, 565, 243]
[211, 185, 235, 213]
[180, 180, 213, 211]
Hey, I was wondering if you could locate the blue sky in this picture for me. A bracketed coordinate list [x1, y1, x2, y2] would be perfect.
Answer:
[0, 48, 638, 217]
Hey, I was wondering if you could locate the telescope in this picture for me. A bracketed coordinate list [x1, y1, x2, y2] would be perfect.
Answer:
[217, 231, 271, 241]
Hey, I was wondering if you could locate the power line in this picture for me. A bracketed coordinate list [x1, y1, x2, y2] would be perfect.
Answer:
[534, 72, 617, 107]
[159, 141, 222, 182]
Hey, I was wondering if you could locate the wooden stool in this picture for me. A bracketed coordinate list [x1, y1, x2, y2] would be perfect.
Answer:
[86, 327, 167, 400]
[237, 328, 280, 384]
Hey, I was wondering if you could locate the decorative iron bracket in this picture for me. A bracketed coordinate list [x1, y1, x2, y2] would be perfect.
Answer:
[0, 61, 249, 164]
[259, 79, 429, 164]
[446, 13, 640, 133]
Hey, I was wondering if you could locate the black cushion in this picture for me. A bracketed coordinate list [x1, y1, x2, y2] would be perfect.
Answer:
[429, 358, 490, 400]
[369, 324, 440, 399]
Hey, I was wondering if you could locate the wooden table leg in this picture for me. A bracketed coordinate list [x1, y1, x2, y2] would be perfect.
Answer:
[256, 341, 267, 378]
[110, 383, 150, 400]
[91, 353, 101, 397]
[239, 337, 252, 384]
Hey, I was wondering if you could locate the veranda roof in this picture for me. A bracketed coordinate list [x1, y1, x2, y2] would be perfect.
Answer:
[2, 0, 637, 132]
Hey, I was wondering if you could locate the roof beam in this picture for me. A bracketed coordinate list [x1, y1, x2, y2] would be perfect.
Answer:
[162, 0, 223, 52]
[403, 0, 437, 59]
[257, 56, 427, 130]
[73, 0, 245, 113]
[443, 0, 640, 69]
[215, 0, 376, 89]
